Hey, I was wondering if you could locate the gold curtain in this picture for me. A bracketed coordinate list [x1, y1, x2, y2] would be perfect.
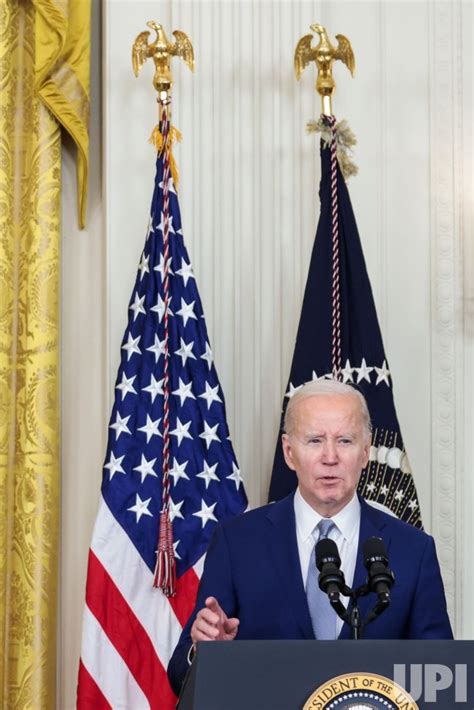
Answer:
[0, 0, 90, 707]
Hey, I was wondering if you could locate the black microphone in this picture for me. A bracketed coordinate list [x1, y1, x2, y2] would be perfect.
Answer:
[363, 537, 395, 602]
[315, 538, 346, 601]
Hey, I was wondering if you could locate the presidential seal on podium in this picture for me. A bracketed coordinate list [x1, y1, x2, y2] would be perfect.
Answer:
[303, 673, 418, 710]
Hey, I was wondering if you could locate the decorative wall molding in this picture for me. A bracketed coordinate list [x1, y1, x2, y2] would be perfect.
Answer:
[429, 1, 462, 630]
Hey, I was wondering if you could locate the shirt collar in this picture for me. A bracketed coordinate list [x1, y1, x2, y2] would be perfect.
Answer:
[294, 487, 361, 543]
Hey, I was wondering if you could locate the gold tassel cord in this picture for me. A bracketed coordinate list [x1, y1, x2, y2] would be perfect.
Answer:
[149, 124, 182, 190]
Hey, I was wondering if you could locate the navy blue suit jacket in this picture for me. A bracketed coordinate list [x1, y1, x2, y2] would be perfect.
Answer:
[167, 494, 452, 694]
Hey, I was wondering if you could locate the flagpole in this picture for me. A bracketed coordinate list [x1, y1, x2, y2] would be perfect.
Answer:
[294, 23, 356, 377]
[132, 21, 194, 596]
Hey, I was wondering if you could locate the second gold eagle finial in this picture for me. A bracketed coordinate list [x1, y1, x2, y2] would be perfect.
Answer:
[294, 24, 355, 115]
[132, 21, 194, 97]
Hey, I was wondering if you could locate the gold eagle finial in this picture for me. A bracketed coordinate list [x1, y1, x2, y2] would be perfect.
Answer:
[132, 21, 194, 97]
[294, 24, 355, 115]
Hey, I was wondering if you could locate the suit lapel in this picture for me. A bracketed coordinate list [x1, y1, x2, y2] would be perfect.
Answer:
[339, 498, 391, 639]
[265, 494, 314, 639]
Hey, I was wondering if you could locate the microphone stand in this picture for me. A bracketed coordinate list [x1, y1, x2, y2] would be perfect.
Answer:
[328, 582, 389, 640]
[326, 583, 361, 639]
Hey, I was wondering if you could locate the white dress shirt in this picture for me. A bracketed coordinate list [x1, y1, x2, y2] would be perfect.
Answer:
[293, 487, 361, 636]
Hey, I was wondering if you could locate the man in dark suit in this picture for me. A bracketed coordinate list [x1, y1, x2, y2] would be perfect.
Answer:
[168, 380, 452, 695]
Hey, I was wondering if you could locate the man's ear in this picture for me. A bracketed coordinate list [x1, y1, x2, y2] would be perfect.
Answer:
[282, 433, 296, 471]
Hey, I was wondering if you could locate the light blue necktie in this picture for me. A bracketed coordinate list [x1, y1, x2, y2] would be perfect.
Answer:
[306, 518, 337, 640]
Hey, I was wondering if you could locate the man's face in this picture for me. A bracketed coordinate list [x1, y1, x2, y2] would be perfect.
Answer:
[282, 393, 371, 517]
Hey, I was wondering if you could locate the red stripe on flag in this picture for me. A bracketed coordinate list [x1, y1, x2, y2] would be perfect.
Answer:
[85, 550, 177, 710]
[77, 659, 112, 709]
[169, 567, 200, 627]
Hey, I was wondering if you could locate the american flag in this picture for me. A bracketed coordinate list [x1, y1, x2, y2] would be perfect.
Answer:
[269, 119, 422, 529]
[77, 141, 247, 709]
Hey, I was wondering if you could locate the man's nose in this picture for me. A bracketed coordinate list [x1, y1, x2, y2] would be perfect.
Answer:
[322, 440, 338, 463]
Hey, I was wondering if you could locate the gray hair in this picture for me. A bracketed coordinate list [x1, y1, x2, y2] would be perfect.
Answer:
[283, 379, 372, 436]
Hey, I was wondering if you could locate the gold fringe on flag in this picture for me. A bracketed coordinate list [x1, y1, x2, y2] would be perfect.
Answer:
[149, 124, 182, 190]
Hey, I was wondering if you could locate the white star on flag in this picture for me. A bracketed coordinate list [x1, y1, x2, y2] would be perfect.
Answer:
[380, 485, 389, 497]
[146, 334, 166, 363]
[129, 293, 146, 321]
[176, 298, 197, 326]
[142, 374, 164, 403]
[197, 461, 220, 489]
[175, 258, 195, 286]
[394, 490, 404, 502]
[374, 360, 391, 386]
[137, 415, 162, 443]
[154, 254, 174, 280]
[104, 452, 126, 480]
[150, 294, 173, 322]
[226, 462, 243, 490]
[198, 382, 222, 410]
[115, 373, 137, 400]
[110, 412, 131, 440]
[156, 211, 175, 235]
[169, 458, 190, 485]
[408, 500, 418, 511]
[145, 216, 154, 240]
[285, 382, 303, 399]
[175, 338, 196, 366]
[201, 342, 213, 370]
[366, 482, 376, 493]
[138, 253, 150, 281]
[158, 176, 176, 195]
[133, 455, 158, 483]
[172, 378, 196, 406]
[170, 418, 193, 445]
[193, 500, 218, 528]
[199, 422, 220, 449]
[355, 358, 373, 384]
[169, 497, 184, 522]
[121, 333, 141, 361]
[127, 494, 153, 522]
[173, 540, 181, 560]
[341, 359, 355, 383]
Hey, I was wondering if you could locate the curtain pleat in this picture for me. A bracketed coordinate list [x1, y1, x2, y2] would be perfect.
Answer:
[0, 0, 90, 706]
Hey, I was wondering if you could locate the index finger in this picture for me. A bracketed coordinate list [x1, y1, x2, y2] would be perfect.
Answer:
[205, 596, 222, 614]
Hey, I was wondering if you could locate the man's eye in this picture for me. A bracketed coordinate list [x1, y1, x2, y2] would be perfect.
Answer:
[339, 438, 352, 444]
[309, 438, 323, 444]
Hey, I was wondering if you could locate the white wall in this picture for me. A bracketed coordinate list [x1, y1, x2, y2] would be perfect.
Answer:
[60, 1, 473, 707]
[60, 1, 105, 707]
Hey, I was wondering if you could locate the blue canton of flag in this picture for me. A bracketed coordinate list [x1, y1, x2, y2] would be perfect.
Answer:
[102, 153, 247, 578]
[269, 137, 422, 529]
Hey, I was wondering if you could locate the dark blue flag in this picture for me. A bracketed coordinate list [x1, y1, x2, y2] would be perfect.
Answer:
[269, 138, 422, 529]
